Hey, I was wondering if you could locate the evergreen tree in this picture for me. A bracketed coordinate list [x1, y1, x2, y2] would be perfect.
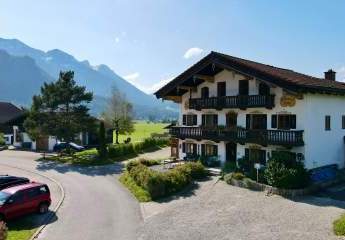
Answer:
[24, 71, 94, 152]
[97, 121, 107, 159]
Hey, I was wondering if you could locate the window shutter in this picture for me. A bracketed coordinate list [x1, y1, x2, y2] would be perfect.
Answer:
[213, 145, 218, 156]
[213, 114, 218, 126]
[193, 115, 197, 125]
[290, 115, 296, 129]
[342, 115, 345, 129]
[193, 144, 197, 155]
[183, 115, 186, 125]
[202, 115, 206, 126]
[245, 148, 249, 160]
[182, 143, 186, 153]
[271, 115, 277, 128]
[246, 115, 251, 129]
[201, 144, 205, 156]
[260, 150, 266, 165]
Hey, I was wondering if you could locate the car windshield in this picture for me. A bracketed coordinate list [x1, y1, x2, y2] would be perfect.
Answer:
[0, 192, 11, 205]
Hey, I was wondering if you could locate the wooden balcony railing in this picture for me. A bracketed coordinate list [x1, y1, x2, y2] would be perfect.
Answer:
[170, 126, 304, 147]
[189, 95, 275, 110]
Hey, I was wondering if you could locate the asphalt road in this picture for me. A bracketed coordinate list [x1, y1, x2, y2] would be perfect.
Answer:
[0, 150, 142, 240]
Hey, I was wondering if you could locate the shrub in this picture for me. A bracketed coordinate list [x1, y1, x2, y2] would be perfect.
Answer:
[334, 214, 345, 236]
[232, 172, 245, 180]
[264, 155, 310, 189]
[221, 162, 238, 175]
[138, 158, 161, 166]
[224, 173, 233, 184]
[0, 133, 5, 146]
[119, 171, 151, 202]
[0, 221, 7, 240]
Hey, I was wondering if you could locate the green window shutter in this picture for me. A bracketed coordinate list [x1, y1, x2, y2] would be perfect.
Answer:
[246, 114, 251, 129]
[245, 148, 249, 160]
[201, 144, 205, 156]
[193, 144, 197, 155]
[193, 115, 197, 125]
[182, 143, 186, 153]
[271, 115, 277, 128]
[202, 115, 206, 126]
[290, 115, 296, 129]
[213, 145, 218, 156]
[213, 114, 218, 126]
[183, 115, 186, 125]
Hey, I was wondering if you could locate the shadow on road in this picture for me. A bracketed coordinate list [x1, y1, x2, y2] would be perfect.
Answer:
[7, 210, 58, 231]
[35, 160, 125, 177]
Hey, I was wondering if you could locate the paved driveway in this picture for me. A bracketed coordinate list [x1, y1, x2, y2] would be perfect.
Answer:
[139, 178, 345, 240]
[0, 150, 142, 240]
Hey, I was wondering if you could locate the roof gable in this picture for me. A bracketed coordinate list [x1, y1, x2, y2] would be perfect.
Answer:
[0, 102, 24, 124]
[155, 52, 345, 99]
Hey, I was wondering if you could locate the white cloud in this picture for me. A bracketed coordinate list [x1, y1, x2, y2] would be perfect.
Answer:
[122, 73, 173, 94]
[338, 66, 345, 82]
[123, 72, 140, 82]
[115, 37, 120, 43]
[183, 47, 204, 59]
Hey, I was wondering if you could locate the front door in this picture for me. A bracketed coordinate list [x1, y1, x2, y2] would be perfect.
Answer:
[226, 142, 237, 163]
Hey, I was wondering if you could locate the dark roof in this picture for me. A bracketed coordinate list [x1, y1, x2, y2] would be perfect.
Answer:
[0, 102, 24, 124]
[155, 51, 345, 98]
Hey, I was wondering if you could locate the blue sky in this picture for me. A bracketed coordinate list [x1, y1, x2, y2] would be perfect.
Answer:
[1, 0, 345, 93]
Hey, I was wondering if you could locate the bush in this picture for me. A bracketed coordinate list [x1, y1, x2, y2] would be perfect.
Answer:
[0, 133, 5, 146]
[334, 214, 345, 236]
[264, 155, 310, 189]
[119, 171, 151, 202]
[232, 172, 245, 180]
[138, 158, 161, 166]
[0, 221, 7, 240]
[126, 162, 207, 200]
[221, 162, 238, 175]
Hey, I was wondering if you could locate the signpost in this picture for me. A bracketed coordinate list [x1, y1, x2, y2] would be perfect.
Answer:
[254, 163, 261, 183]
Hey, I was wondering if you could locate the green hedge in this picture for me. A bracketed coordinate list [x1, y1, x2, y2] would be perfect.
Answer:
[334, 214, 345, 236]
[126, 162, 207, 200]
[108, 138, 169, 158]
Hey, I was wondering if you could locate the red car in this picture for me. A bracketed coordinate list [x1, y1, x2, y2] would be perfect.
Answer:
[0, 182, 51, 221]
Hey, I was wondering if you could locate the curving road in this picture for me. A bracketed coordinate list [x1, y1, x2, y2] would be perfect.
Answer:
[0, 150, 142, 240]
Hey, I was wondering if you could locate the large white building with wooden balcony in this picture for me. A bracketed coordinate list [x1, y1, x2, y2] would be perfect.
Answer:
[155, 52, 345, 170]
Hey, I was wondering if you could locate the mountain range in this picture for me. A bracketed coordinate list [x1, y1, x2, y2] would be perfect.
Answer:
[0, 38, 178, 119]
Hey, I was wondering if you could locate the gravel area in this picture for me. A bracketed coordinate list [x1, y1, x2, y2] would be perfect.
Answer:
[139, 177, 345, 240]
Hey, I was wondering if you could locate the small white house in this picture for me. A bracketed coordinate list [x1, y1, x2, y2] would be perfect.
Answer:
[155, 51, 345, 170]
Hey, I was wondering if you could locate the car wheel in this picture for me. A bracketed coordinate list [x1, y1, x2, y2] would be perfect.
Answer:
[38, 203, 49, 214]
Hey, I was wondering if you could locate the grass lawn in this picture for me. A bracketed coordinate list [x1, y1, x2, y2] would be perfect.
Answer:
[6, 217, 38, 240]
[116, 121, 168, 143]
[334, 214, 345, 235]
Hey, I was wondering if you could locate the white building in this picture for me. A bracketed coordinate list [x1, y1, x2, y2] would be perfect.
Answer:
[155, 52, 345, 170]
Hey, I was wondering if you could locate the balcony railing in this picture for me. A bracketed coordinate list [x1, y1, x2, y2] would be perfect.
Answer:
[170, 126, 304, 147]
[189, 95, 275, 110]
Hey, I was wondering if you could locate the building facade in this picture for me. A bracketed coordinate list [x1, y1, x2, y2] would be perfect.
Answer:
[155, 52, 345, 170]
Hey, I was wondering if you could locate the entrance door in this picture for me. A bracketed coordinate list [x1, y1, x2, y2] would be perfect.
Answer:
[226, 142, 237, 163]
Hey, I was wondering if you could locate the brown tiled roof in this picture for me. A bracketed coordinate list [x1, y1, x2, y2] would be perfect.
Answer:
[0, 102, 24, 124]
[155, 51, 345, 98]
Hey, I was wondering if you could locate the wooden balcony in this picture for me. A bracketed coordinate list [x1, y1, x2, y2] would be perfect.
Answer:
[189, 95, 275, 110]
[170, 126, 304, 147]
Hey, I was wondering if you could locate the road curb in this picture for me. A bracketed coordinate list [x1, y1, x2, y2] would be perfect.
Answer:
[0, 163, 65, 240]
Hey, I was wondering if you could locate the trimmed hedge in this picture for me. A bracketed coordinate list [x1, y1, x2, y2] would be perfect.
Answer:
[126, 162, 207, 200]
[108, 138, 169, 158]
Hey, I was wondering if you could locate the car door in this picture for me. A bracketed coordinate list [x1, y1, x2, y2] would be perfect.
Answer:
[3, 191, 25, 219]
[26, 187, 41, 213]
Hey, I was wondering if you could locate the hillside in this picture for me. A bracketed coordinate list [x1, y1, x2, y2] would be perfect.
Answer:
[0, 38, 178, 119]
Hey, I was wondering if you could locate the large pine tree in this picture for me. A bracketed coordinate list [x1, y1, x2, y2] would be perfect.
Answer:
[24, 71, 94, 145]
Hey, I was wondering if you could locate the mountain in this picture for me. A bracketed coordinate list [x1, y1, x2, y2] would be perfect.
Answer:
[0, 38, 178, 119]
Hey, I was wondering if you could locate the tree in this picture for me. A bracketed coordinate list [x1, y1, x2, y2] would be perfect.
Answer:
[102, 87, 134, 144]
[97, 121, 107, 159]
[24, 71, 94, 152]
[0, 133, 5, 146]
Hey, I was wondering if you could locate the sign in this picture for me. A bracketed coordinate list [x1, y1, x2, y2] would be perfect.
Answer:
[254, 163, 262, 170]
[280, 94, 296, 107]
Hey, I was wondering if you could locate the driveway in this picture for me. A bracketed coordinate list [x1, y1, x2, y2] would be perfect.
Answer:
[139, 178, 345, 240]
[0, 150, 142, 240]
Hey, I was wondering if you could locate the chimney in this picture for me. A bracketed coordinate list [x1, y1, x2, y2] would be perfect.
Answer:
[324, 69, 336, 81]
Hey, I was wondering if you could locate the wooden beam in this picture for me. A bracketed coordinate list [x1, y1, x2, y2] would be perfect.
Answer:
[164, 96, 182, 103]
[178, 85, 197, 92]
[194, 74, 215, 83]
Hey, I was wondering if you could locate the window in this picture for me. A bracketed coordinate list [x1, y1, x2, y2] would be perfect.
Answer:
[258, 82, 270, 95]
[245, 148, 266, 165]
[342, 115, 345, 129]
[246, 114, 267, 130]
[182, 143, 197, 155]
[217, 82, 226, 97]
[202, 114, 218, 127]
[182, 114, 197, 126]
[226, 113, 237, 128]
[201, 144, 218, 156]
[239, 80, 249, 95]
[273, 114, 296, 130]
[201, 87, 209, 98]
[325, 115, 331, 131]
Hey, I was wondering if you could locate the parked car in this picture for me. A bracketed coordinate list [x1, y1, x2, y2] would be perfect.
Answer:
[0, 182, 51, 221]
[0, 175, 30, 190]
[53, 142, 85, 152]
